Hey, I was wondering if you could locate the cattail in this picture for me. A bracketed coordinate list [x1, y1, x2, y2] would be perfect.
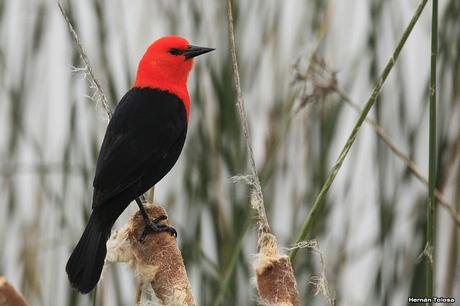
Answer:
[254, 233, 300, 306]
[0, 276, 29, 306]
[107, 204, 194, 306]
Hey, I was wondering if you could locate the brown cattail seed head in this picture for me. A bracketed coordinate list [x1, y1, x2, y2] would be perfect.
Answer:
[107, 204, 194, 306]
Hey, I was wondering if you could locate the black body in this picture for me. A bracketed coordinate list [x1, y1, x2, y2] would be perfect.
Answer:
[66, 87, 188, 293]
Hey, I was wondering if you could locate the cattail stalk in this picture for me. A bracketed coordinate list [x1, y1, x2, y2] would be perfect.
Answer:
[227, 0, 300, 304]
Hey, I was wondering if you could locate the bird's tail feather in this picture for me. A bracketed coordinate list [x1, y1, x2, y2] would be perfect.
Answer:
[66, 212, 113, 294]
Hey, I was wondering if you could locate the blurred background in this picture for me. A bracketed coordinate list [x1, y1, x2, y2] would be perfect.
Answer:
[1, 0, 459, 305]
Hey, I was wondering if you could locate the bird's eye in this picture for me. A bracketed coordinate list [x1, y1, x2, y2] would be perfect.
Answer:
[169, 48, 183, 56]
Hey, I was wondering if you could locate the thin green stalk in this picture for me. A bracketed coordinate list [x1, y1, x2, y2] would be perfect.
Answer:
[211, 212, 253, 306]
[289, 0, 429, 262]
[92, 287, 97, 306]
[426, 0, 438, 303]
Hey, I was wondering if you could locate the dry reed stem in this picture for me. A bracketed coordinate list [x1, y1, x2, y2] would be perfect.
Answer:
[58, 1, 112, 120]
[106, 204, 194, 306]
[295, 57, 460, 227]
[226, 0, 270, 238]
[226, 0, 300, 304]
[337, 90, 460, 227]
[0, 277, 29, 306]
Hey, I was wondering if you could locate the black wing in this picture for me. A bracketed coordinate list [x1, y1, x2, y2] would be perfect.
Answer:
[92, 87, 187, 208]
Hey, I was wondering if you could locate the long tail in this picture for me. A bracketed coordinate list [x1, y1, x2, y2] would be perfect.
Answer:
[66, 212, 113, 294]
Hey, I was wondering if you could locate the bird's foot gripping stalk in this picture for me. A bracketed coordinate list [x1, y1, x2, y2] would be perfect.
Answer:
[139, 214, 177, 243]
[135, 197, 177, 243]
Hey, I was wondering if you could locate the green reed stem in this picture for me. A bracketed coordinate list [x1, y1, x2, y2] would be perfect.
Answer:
[426, 0, 438, 303]
[211, 212, 253, 306]
[289, 0, 429, 262]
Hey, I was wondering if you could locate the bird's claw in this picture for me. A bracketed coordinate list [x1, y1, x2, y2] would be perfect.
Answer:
[139, 214, 177, 243]
[152, 214, 168, 223]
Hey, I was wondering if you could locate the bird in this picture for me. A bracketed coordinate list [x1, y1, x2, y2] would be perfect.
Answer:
[66, 35, 214, 294]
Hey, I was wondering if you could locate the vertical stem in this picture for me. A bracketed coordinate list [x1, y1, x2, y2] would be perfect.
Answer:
[58, 1, 112, 120]
[289, 0, 428, 263]
[211, 211, 253, 306]
[426, 0, 438, 303]
[227, 0, 271, 236]
[147, 186, 155, 203]
[91, 287, 97, 306]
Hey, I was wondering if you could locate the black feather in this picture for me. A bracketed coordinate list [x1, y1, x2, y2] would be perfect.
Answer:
[92, 87, 187, 210]
[66, 87, 188, 293]
[66, 212, 112, 294]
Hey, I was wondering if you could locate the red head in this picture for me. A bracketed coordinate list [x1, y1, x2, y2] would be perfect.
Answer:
[133, 36, 214, 119]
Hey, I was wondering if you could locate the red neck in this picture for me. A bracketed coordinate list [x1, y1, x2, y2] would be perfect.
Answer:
[132, 53, 192, 120]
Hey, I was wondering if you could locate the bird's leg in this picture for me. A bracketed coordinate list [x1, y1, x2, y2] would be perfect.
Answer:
[135, 197, 177, 243]
[135, 197, 151, 221]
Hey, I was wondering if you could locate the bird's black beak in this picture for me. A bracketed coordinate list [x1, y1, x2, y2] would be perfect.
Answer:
[184, 45, 215, 60]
